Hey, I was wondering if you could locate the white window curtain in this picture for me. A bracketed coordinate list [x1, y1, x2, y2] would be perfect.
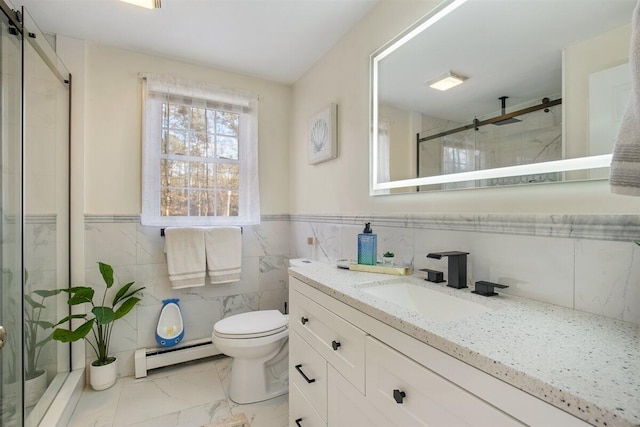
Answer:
[140, 72, 260, 226]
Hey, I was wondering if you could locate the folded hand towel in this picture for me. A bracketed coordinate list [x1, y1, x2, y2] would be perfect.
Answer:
[205, 227, 242, 284]
[611, 0, 640, 196]
[164, 227, 206, 289]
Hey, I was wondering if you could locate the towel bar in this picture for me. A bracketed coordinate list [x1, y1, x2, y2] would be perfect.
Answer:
[160, 227, 243, 236]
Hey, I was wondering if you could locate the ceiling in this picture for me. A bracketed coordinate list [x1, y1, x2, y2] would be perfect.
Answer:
[377, 0, 636, 123]
[14, 0, 378, 84]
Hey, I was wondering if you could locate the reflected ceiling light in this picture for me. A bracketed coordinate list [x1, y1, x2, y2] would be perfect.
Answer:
[120, 0, 161, 9]
[428, 71, 468, 91]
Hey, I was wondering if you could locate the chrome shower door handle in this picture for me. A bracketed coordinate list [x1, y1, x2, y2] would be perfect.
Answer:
[0, 325, 6, 350]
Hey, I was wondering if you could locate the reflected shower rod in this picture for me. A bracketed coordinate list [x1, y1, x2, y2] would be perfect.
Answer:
[417, 97, 562, 144]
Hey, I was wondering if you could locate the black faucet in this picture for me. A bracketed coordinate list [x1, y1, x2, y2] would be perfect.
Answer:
[426, 251, 469, 289]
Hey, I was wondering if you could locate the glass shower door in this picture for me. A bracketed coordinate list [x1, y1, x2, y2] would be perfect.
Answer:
[0, 10, 24, 427]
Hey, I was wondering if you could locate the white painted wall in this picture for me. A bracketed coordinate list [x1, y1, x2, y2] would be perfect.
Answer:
[290, 0, 640, 214]
[85, 42, 291, 215]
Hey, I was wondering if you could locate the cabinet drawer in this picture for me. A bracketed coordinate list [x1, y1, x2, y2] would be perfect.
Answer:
[328, 366, 391, 427]
[290, 331, 327, 421]
[289, 382, 326, 427]
[290, 290, 366, 392]
[366, 337, 523, 427]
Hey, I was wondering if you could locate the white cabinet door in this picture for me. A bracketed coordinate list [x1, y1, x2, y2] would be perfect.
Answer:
[366, 337, 524, 427]
[290, 331, 328, 421]
[328, 366, 390, 427]
[290, 289, 366, 392]
[290, 382, 326, 427]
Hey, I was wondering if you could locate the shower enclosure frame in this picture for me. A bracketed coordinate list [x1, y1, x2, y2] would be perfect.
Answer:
[0, 1, 75, 426]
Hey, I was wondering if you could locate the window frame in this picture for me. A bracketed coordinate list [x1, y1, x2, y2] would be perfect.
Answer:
[140, 74, 260, 226]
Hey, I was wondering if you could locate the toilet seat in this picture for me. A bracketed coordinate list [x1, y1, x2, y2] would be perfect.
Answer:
[213, 310, 288, 339]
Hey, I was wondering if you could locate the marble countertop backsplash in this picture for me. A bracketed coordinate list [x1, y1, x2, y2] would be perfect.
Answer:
[289, 260, 640, 427]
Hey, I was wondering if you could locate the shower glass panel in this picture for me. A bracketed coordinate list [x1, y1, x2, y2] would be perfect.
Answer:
[22, 8, 71, 427]
[0, 9, 24, 427]
[417, 103, 562, 191]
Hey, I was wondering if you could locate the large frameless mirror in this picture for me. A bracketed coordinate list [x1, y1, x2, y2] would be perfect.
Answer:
[370, 0, 635, 194]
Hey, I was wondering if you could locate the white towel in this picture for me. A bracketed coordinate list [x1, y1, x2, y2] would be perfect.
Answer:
[611, 0, 640, 196]
[164, 227, 206, 289]
[205, 227, 242, 284]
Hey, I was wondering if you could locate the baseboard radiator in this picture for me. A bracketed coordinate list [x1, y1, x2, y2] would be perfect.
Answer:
[134, 337, 221, 378]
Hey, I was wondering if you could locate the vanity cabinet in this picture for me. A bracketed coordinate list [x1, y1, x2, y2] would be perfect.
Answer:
[288, 276, 591, 427]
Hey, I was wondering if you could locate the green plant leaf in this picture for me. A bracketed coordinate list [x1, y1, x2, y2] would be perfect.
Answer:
[24, 294, 45, 309]
[33, 289, 63, 298]
[68, 288, 95, 305]
[98, 262, 114, 288]
[92, 306, 115, 325]
[113, 285, 145, 306]
[52, 319, 94, 343]
[62, 286, 93, 294]
[26, 320, 55, 329]
[112, 282, 135, 305]
[53, 314, 87, 327]
[114, 297, 141, 320]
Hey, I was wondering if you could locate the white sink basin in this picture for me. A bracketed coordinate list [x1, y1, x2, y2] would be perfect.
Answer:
[361, 282, 492, 322]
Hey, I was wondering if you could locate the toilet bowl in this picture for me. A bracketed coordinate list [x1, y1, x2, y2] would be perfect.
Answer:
[212, 310, 289, 404]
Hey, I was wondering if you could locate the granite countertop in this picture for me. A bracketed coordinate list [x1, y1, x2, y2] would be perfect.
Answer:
[288, 260, 640, 427]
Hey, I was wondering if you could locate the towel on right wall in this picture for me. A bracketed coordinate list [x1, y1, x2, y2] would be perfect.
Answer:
[205, 227, 242, 284]
[611, 0, 640, 196]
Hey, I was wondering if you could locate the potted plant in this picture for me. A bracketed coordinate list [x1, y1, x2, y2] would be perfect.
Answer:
[382, 251, 395, 265]
[53, 262, 144, 390]
[24, 270, 63, 406]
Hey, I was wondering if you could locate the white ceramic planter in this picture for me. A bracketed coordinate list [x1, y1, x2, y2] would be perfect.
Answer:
[90, 358, 117, 391]
[24, 369, 47, 407]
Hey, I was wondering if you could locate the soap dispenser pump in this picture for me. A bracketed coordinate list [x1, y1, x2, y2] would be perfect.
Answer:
[357, 222, 377, 266]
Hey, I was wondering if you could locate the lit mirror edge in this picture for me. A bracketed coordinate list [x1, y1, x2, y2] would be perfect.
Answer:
[371, 154, 612, 192]
[368, 0, 616, 196]
[369, 0, 467, 195]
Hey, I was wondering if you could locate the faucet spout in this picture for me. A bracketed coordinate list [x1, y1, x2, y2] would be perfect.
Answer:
[426, 251, 469, 289]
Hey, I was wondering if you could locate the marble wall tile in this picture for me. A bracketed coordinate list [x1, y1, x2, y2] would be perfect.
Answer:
[136, 224, 166, 265]
[178, 297, 224, 342]
[339, 224, 360, 261]
[290, 221, 316, 260]
[244, 221, 290, 257]
[222, 293, 260, 318]
[575, 240, 640, 324]
[471, 233, 575, 308]
[259, 255, 289, 292]
[374, 225, 416, 267]
[24, 222, 57, 270]
[259, 289, 288, 312]
[85, 222, 137, 267]
[85, 218, 290, 378]
[305, 222, 343, 264]
[108, 307, 138, 354]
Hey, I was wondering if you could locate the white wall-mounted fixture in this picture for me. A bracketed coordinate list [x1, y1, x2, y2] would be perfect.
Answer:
[120, 0, 161, 9]
[428, 71, 468, 91]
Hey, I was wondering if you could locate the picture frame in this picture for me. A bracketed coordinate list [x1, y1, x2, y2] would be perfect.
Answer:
[308, 103, 338, 165]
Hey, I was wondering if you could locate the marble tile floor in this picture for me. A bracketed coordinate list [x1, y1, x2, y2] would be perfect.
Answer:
[67, 355, 288, 427]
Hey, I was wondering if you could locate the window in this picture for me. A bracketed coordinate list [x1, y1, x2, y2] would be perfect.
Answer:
[140, 74, 260, 226]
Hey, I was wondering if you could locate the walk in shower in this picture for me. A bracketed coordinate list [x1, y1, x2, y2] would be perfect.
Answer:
[0, 3, 71, 426]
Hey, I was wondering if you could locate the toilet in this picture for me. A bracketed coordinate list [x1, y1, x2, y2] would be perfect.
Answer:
[212, 310, 289, 404]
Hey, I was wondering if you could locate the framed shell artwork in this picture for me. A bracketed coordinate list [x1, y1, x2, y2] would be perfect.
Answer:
[308, 103, 338, 165]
